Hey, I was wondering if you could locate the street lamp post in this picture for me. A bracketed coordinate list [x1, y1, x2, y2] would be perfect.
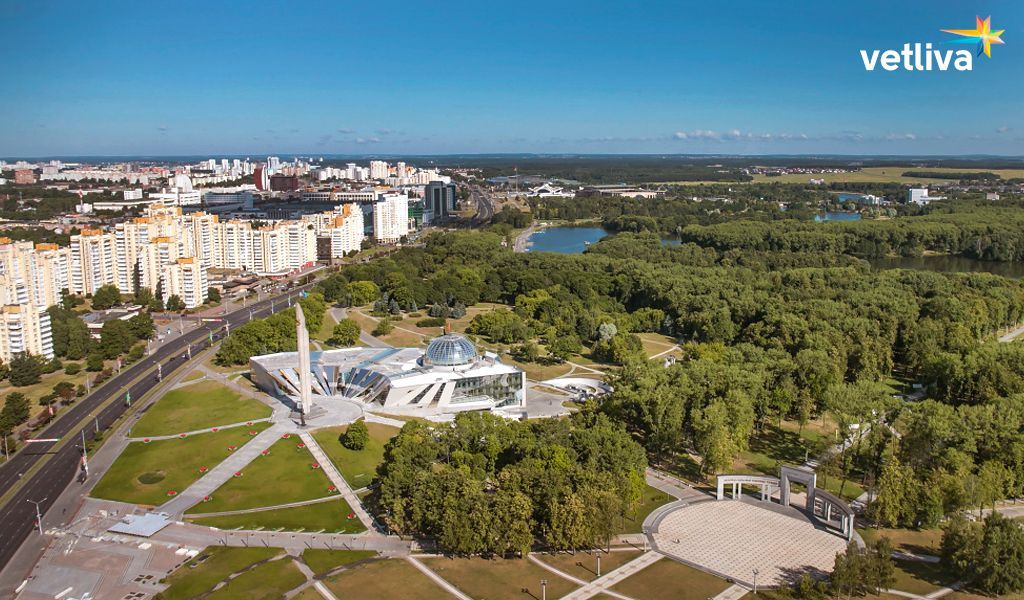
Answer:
[80, 429, 89, 478]
[27, 498, 47, 535]
[541, 579, 547, 600]
[753, 568, 759, 595]
[597, 553, 601, 577]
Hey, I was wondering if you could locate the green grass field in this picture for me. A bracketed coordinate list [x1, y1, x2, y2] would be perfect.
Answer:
[619, 485, 675, 534]
[205, 556, 306, 600]
[610, 557, 730, 600]
[890, 559, 957, 595]
[535, 550, 642, 581]
[422, 556, 580, 600]
[91, 422, 273, 506]
[858, 527, 943, 556]
[130, 380, 271, 437]
[301, 549, 377, 576]
[187, 437, 334, 513]
[748, 166, 1024, 185]
[311, 422, 399, 489]
[155, 546, 280, 600]
[190, 498, 365, 533]
[324, 558, 449, 600]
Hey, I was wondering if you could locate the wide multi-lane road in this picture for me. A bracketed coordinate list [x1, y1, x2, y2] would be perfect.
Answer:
[469, 185, 494, 225]
[0, 283, 313, 572]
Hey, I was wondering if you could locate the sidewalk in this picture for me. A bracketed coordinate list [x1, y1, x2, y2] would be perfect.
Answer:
[298, 431, 376, 531]
[559, 552, 662, 600]
[157, 422, 291, 516]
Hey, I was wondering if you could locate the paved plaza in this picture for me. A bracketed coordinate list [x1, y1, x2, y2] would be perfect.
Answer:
[649, 499, 849, 587]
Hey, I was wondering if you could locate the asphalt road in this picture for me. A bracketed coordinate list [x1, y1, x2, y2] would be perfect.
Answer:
[470, 185, 494, 225]
[0, 284, 313, 572]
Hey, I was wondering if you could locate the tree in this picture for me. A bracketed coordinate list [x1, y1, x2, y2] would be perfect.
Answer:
[870, 455, 915, 528]
[91, 284, 121, 310]
[511, 341, 539, 363]
[54, 381, 77, 404]
[942, 513, 1024, 595]
[0, 392, 30, 431]
[148, 295, 164, 312]
[206, 287, 221, 304]
[86, 352, 105, 372]
[373, 317, 394, 337]
[133, 286, 154, 307]
[328, 319, 360, 347]
[342, 420, 369, 450]
[348, 280, 380, 306]
[128, 312, 155, 340]
[8, 353, 41, 387]
[99, 320, 134, 359]
[165, 295, 185, 312]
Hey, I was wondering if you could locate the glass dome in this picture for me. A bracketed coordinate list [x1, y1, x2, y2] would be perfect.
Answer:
[423, 334, 478, 367]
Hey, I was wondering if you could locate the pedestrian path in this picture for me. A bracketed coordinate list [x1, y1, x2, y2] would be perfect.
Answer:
[406, 556, 472, 600]
[713, 584, 750, 600]
[157, 422, 290, 516]
[298, 431, 375, 531]
[559, 552, 661, 600]
[527, 554, 636, 600]
[185, 494, 339, 518]
[125, 418, 273, 442]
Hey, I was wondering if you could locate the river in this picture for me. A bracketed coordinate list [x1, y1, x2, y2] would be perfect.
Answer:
[868, 255, 1024, 279]
[524, 227, 681, 253]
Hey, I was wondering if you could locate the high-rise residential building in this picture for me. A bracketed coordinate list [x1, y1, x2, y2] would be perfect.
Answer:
[369, 160, 389, 180]
[373, 193, 409, 243]
[14, 169, 36, 184]
[138, 236, 184, 294]
[70, 229, 117, 295]
[0, 304, 54, 361]
[254, 165, 269, 191]
[161, 257, 208, 309]
[219, 220, 254, 271]
[309, 205, 364, 257]
[0, 240, 71, 308]
[185, 212, 221, 269]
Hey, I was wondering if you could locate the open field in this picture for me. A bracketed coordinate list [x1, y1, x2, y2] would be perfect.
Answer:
[315, 309, 338, 343]
[732, 421, 864, 501]
[323, 558, 449, 600]
[155, 546, 280, 600]
[891, 559, 957, 595]
[205, 556, 306, 600]
[301, 549, 377, 576]
[749, 166, 1024, 185]
[535, 550, 642, 581]
[858, 527, 943, 556]
[188, 436, 334, 513]
[91, 422, 273, 506]
[130, 380, 271, 437]
[311, 422, 399, 489]
[423, 556, 579, 600]
[610, 557, 731, 600]
[190, 497, 365, 533]
[0, 365, 88, 424]
[620, 485, 677, 534]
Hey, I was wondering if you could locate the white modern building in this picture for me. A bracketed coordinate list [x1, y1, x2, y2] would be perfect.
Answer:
[251, 333, 526, 417]
[908, 188, 946, 206]
[373, 193, 409, 243]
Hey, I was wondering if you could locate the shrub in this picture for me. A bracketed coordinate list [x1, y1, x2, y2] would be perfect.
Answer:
[416, 317, 447, 328]
[341, 420, 369, 450]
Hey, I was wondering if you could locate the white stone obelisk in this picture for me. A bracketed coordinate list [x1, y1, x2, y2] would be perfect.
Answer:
[295, 304, 313, 421]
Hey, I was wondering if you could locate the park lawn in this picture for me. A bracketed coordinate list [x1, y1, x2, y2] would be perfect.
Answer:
[291, 588, 323, 600]
[732, 422, 865, 501]
[422, 556, 579, 600]
[190, 498, 365, 533]
[205, 556, 306, 600]
[187, 437, 334, 513]
[858, 527, 943, 556]
[155, 546, 280, 600]
[130, 380, 271, 437]
[315, 309, 338, 342]
[91, 422, 273, 506]
[311, 422, 399, 489]
[611, 557, 731, 600]
[535, 550, 642, 582]
[890, 559, 957, 596]
[182, 371, 205, 382]
[638, 333, 677, 358]
[301, 549, 377, 577]
[0, 367, 89, 424]
[619, 485, 676, 534]
[503, 356, 574, 382]
[325, 558, 449, 600]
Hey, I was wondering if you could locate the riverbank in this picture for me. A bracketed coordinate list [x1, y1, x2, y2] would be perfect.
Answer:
[513, 222, 543, 252]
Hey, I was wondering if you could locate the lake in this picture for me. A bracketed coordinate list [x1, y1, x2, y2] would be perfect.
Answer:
[525, 227, 682, 253]
[525, 227, 610, 253]
[869, 255, 1024, 279]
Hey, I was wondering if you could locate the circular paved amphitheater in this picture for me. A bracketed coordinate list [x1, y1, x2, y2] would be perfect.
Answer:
[649, 500, 848, 587]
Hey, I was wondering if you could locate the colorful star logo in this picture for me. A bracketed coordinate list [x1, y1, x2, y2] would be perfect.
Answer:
[942, 16, 1005, 58]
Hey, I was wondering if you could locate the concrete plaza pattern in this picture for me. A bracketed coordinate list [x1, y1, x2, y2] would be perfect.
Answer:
[649, 499, 848, 587]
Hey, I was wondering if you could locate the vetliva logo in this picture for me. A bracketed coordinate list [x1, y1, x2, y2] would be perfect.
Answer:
[860, 16, 1004, 71]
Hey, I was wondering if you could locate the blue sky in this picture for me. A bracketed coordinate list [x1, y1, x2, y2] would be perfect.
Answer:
[0, 0, 1020, 156]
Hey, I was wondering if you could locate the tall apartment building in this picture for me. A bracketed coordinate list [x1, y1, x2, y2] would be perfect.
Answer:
[185, 212, 221, 268]
[161, 257, 208, 309]
[70, 229, 117, 296]
[0, 304, 54, 361]
[219, 220, 255, 271]
[0, 240, 71, 308]
[138, 236, 184, 294]
[373, 193, 409, 243]
[369, 160, 389, 179]
[305, 205, 364, 257]
[424, 181, 456, 223]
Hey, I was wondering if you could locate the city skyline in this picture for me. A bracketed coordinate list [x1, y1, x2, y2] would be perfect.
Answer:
[1, 0, 1020, 156]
